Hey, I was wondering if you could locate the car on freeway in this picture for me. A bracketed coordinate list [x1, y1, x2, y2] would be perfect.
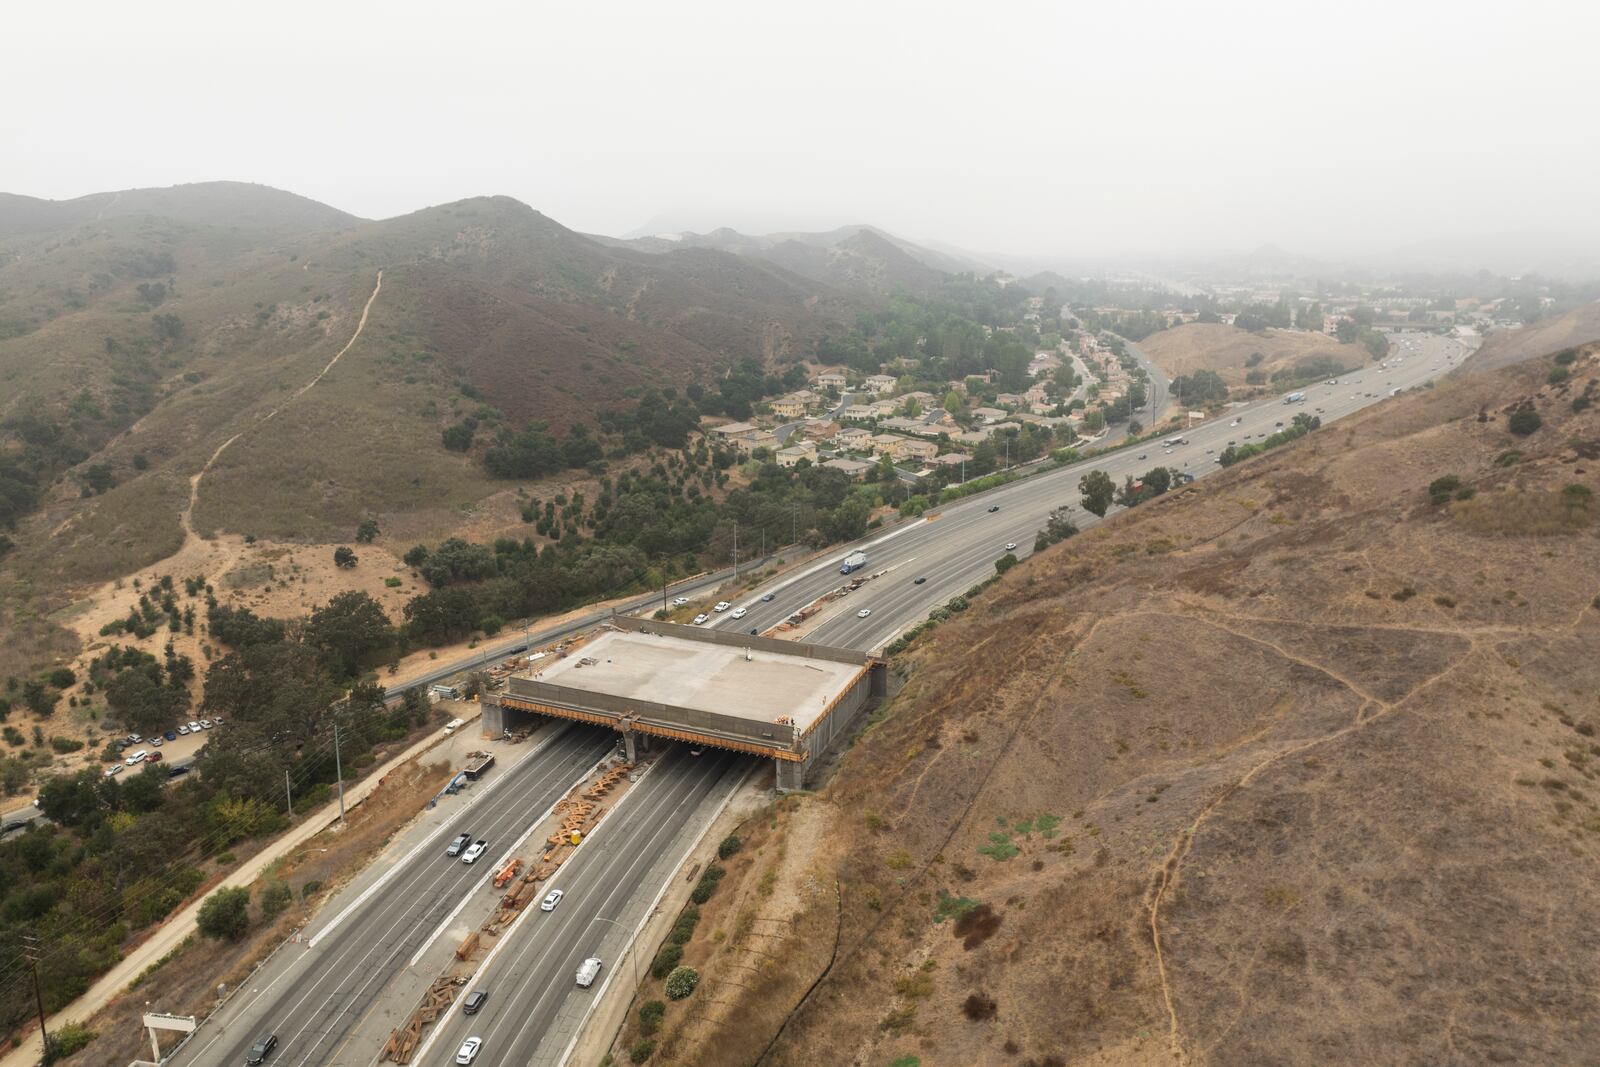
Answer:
[104, 765, 123, 779]
[693, 613, 710, 625]
[857, 608, 871, 618]
[730, 607, 747, 619]
[761, 593, 775, 602]
[163, 730, 177, 741]
[672, 596, 689, 606]
[1138, 453, 1147, 460]
[1205, 448, 1214, 453]
[713, 602, 731, 612]
[988, 505, 1000, 512]
[462, 990, 488, 1016]
[447, 833, 472, 857]
[125, 751, 147, 766]
[455, 1036, 483, 1064]
[540, 888, 565, 912]
[461, 839, 488, 865]
[1274, 421, 1284, 427]
[913, 576, 926, 584]
[1326, 379, 1338, 385]
[1230, 419, 1240, 426]
[576, 957, 603, 988]
[146, 751, 163, 763]
[1004, 542, 1018, 551]
[245, 1033, 278, 1065]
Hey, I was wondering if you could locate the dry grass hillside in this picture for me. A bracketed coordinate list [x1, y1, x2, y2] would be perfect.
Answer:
[1465, 300, 1600, 374]
[658, 344, 1600, 1067]
[1141, 322, 1372, 386]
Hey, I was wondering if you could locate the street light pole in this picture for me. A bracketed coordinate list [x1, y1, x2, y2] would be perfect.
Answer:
[593, 916, 640, 989]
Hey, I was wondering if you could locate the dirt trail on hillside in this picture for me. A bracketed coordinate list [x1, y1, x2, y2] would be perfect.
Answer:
[178, 270, 383, 545]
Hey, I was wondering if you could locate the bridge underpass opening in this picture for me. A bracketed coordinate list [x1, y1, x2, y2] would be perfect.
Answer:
[481, 615, 885, 789]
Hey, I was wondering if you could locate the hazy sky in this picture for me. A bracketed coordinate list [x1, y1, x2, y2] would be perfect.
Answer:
[7, 0, 1598, 262]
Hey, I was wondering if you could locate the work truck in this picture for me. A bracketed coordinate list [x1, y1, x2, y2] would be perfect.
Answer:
[839, 550, 869, 575]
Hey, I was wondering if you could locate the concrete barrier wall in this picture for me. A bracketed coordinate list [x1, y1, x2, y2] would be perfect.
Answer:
[506, 677, 803, 753]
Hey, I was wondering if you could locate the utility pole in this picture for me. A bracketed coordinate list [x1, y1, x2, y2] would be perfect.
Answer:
[791, 503, 799, 545]
[732, 522, 739, 578]
[22, 933, 46, 1054]
[333, 721, 345, 825]
[285, 769, 293, 817]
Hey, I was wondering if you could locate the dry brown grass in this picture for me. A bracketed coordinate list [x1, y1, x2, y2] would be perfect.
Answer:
[1450, 485, 1594, 535]
[673, 349, 1600, 1067]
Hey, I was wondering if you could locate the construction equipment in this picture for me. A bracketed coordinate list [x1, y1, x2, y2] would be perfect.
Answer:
[382, 975, 464, 1063]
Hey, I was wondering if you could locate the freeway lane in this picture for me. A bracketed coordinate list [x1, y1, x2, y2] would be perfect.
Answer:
[418, 747, 746, 1066]
[719, 332, 1470, 651]
[174, 724, 614, 1067]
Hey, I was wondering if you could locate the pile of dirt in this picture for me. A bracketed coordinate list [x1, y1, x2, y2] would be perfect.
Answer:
[680, 342, 1600, 1065]
[1140, 322, 1370, 387]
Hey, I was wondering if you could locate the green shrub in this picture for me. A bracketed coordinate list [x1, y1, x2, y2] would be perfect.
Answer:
[196, 886, 251, 941]
[42, 1022, 95, 1064]
[1508, 407, 1542, 436]
[46, 668, 75, 689]
[48, 737, 84, 754]
[664, 966, 699, 1000]
[638, 999, 665, 1037]
[630, 1039, 656, 1064]
[716, 834, 742, 859]
[1554, 348, 1578, 365]
[300, 880, 322, 900]
[650, 944, 682, 979]
[260, 880, 293, 919]
[1427, 475, 1462, 505]
[1548, 366, 1571, 385]
[669, 905, 700, 945]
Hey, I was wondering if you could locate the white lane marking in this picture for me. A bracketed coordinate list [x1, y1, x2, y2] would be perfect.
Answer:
[308, 723, 570, 948]
[555, 759, 754, 1067]
[489, 755, 727, 1061]
[405, 754, 668, 1067]
[277, 739, 611, 1067]
[407, 749, 611, 968]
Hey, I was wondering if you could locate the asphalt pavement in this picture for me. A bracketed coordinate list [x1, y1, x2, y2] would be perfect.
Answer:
[417, 746, 746, 1067]
[172, 724, 614, 1067]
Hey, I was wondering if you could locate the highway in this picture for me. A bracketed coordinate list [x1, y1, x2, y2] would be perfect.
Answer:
[419, 747, 746, 1067]
[172, 331, 1466, 1067]
[718, 331, 1469, 651]
[172, 724, 614, 1067]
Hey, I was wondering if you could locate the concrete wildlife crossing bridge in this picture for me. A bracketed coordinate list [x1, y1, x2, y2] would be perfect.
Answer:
[483, 615, 885, 789]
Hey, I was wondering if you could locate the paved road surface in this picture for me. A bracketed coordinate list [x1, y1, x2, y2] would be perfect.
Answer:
[172, 725, 613, 1067]
[417, 747, 746, 1066]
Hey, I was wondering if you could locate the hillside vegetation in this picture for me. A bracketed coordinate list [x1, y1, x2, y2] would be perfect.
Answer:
[1465, 299, 1600, 374]
[1139, 322, 1374, 391]
[659, 343, 1600, 1066]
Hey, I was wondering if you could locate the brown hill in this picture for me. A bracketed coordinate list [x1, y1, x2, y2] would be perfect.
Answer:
[658, 342, 1600, 1066]
[1464, 299, 1600, 374]
[0, 190, 857, 596]
[1140, 322, 1372, 387]
[0, 180, 361, 237]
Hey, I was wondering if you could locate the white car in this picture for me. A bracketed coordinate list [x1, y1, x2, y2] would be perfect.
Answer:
[576, 957, 602, 988]
[540, 888, 564, 912]
[713, 602, 731, 612]
[177, 724, 190, 736]
[1326, 379, 1338, 385]
[857, 608, 872, 618]
[672, 596, 689, 606]
[187, 721, 202, 733]
[693, 613, 710, 625]
[730, 607, 747, 619]
[104, 764, 123, 779]
[200, 719, 213, 730]
[455, 1036, 482, 1064]
[125, 750, 147, 766]
[1004, 542, 1018, 552]
[461, 840, 488, 865]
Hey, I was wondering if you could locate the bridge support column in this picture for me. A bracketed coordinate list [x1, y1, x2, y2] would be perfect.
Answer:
[622, 728, 638, 763]
[775, 758, 804, 792]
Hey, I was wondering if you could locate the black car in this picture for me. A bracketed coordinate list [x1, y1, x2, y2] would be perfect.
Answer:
[913, 576, 927, 585]
[446, 832, 472, 857]
[987, 505, 1000, 513]
[246, 1034, 277, 1064]
[462, 989, 489, 1015]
